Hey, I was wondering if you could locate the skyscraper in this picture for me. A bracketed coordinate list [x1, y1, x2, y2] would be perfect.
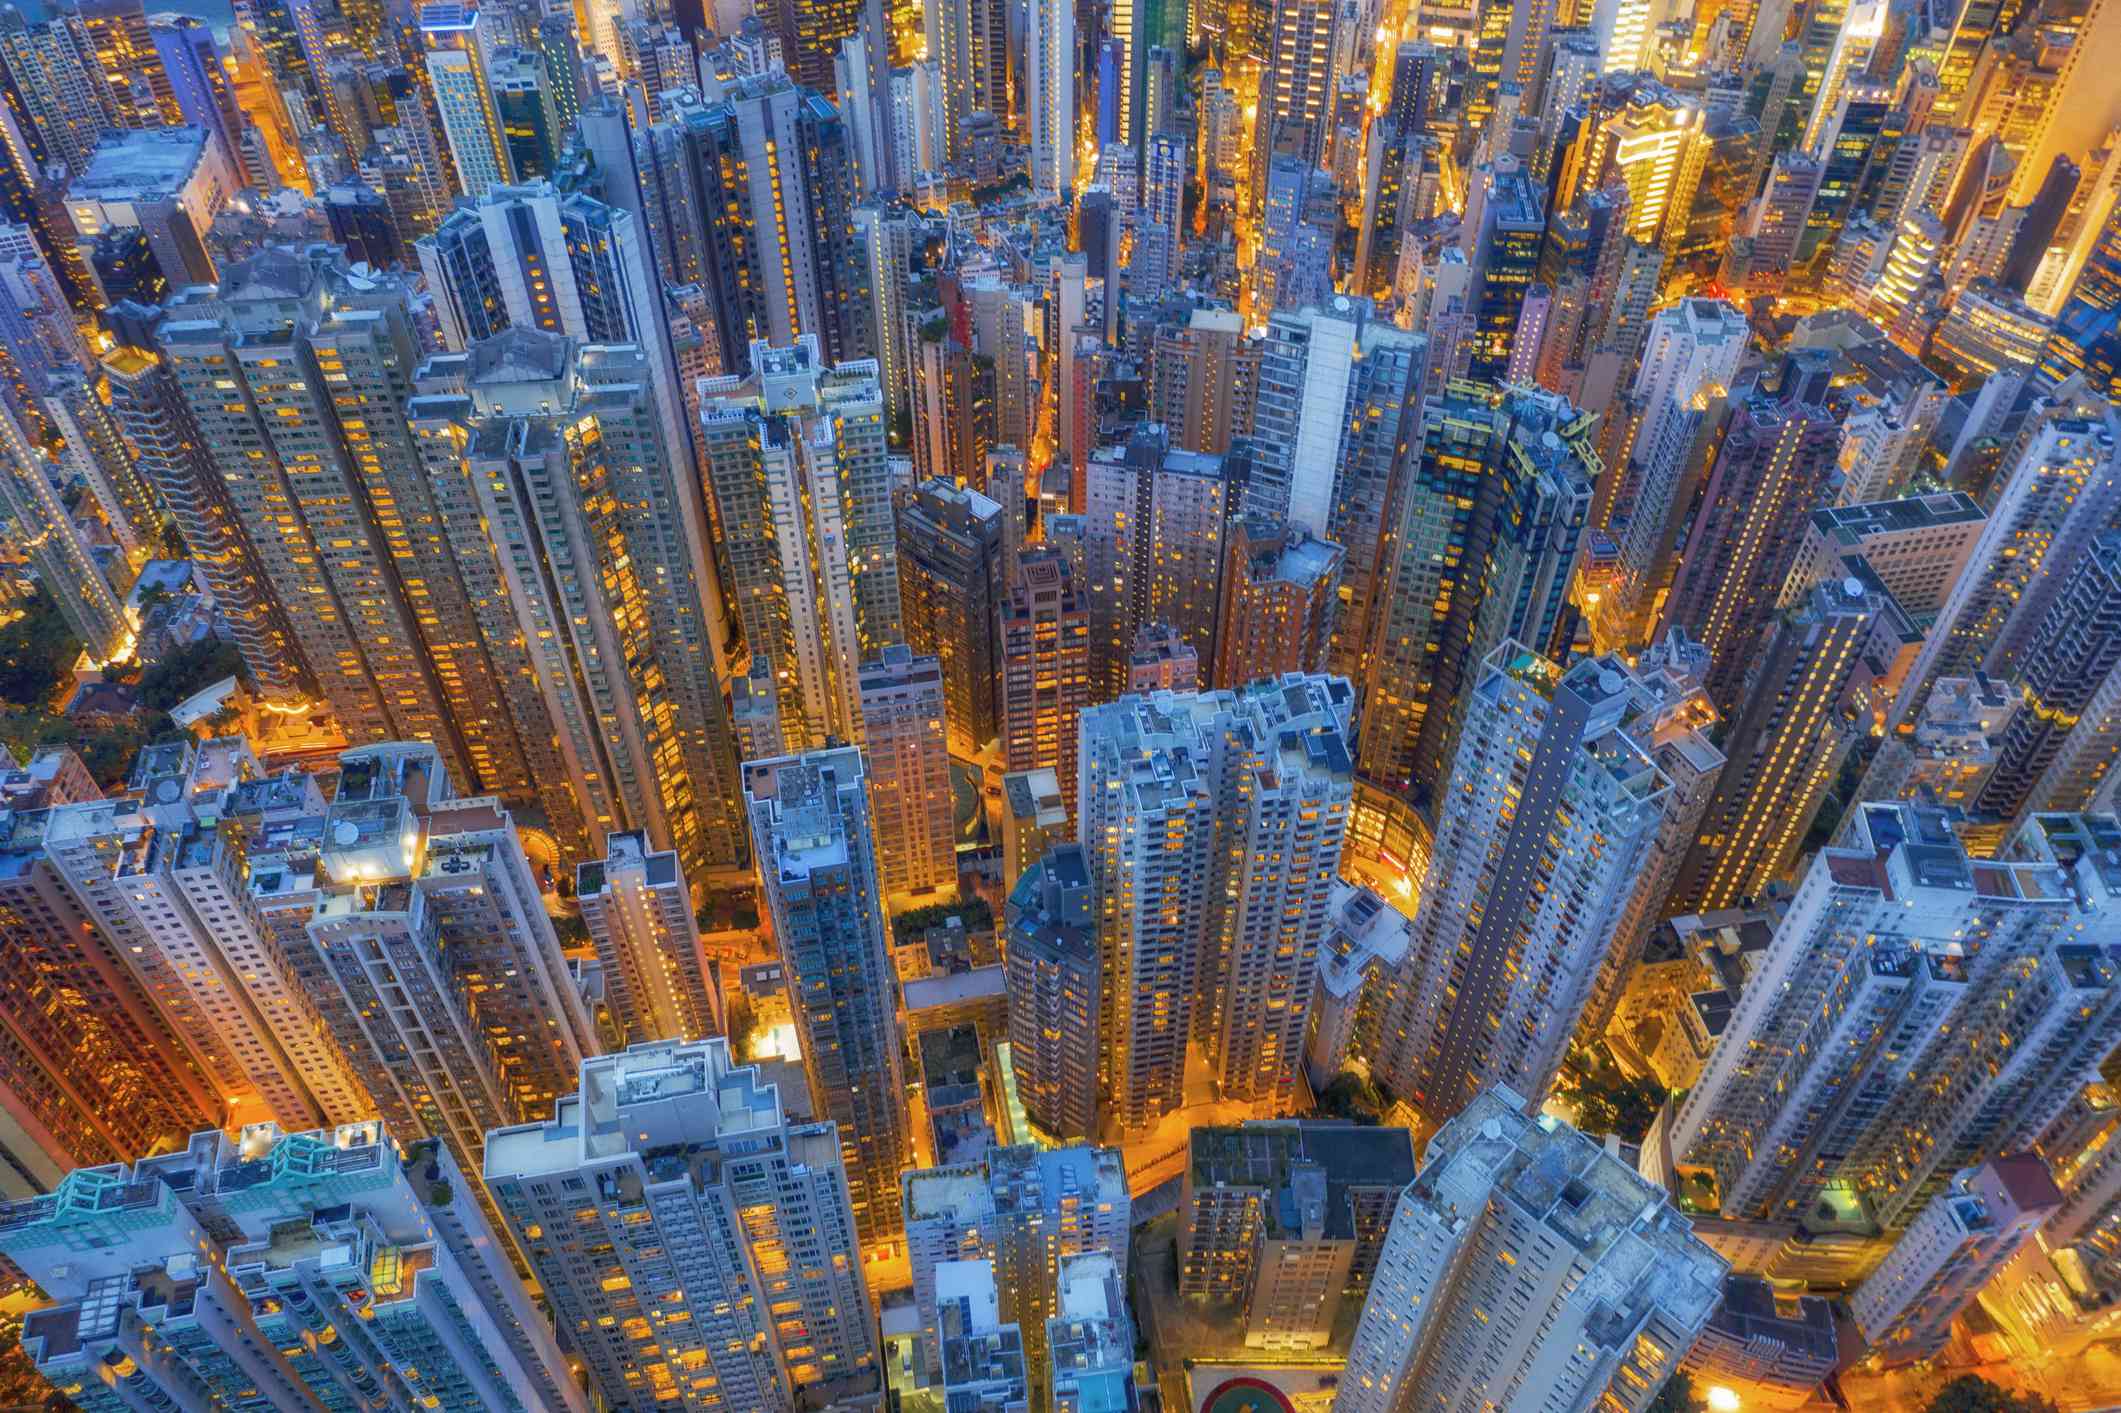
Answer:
[410, 328, 748, 876]
[1379, 649, 1692, 1121]
[1211, 516, 1343, 689]
[1354, 384, 1596, 817]
[1002, 551, 1093, 822]
[5, 1122, 585, 1412]
[746, 749, 912, 1242]
[1662, 804, 2120, 1231]
[1975, 534, 2121, 821]
[1659, 353, 1844, 712]
[1077, 676, 1354, 1132]
[1891, 403, 2121, 730]
[1005, 844, 1102, 1141]
[699, 338, 897, 748]
[577, 831, 722, 1047]
[1604, 298, 1750, 647]
[633, 77, 869, 368]
[488, 1038, 876, 1411]
[1027, 0, 1074, 195]
[1336, 1086, 1727, 1413]
[420, 3, 507, 196]
[1669, 576, 1908, 915]
[898, 477, 1008, 755]
[859, 645, 958, 898]
[157, 250, 496, 781]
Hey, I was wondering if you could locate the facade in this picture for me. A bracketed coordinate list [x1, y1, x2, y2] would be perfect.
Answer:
[1004, 844, 1101, 1141]
[487, 1039, 876, 1411]
[859, 645, 958, 898]
[577, 831, 720, 1047]
[1851, 1156, 2063, 1364]
[1335, 1086, 1726, 1413]
[1381, 649, 1692, 1122]
[745, 749, 911, 1242]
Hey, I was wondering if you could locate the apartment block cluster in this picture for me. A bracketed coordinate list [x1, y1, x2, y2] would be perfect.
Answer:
[3, 0, 2121, 1402]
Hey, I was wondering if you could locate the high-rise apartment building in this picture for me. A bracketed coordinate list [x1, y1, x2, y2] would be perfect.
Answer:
[1005, 844, 1102, 1142]
[487, 1038, 876, 1411]
[577, 831, 721, 1047]
[157, 249, 490, 775]
[1211, 515, 1343, 689]
[898, 477, 1008, 754]
[1604, 298, 1749, 645]
[1081, 427, 1233, 691]
[1149, 306, 1260, 457]
[1975, 534, 2121, 820]
[1336, 1086, 1727, 1413]
[4, 1122, 585, 1412]
[0, 791, 227, 1188]
[633, 77, 868, 368]
[1662, 805, 2120, 1231]
[700, 338, 897, 748]
[1892, 404, 2121, 731]
[1002, 551, 1093, 822]
[1660, 353, 1845, 712]
[1026, 0, 1074, 195]
[1851, 1156, 2063, 1364]
[745, 749, 911, 1243]
[859, 645, 958, 899]
[1355, 383, 1596, 820]
[1379, 648, 1695, 1121]
[1670, 577, 1910, 915]
[410, 328, 747, 875]
[1077, 676, 1354, 1132]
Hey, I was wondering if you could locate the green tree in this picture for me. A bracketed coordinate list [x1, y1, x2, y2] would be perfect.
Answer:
[135, 637, 244, 711]
[1924, 1375, 2057, 1413]
[1316, 1071, 1389, 1125]
[0, 590, 80, 705]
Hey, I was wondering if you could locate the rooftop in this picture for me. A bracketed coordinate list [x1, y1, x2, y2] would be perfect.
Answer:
[67, 127, 213, 203]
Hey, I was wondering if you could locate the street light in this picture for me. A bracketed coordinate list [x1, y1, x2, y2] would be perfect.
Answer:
[1705, 1387, 1741, 1412]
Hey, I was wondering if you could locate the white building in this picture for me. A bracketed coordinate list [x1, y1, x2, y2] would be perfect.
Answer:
[1851, 1155, 2063, 1364]
[1661, 806, 2121, 1230]
[1379, 648, 1692, 1122]
[1, 1122, 585, 1412]
[485, 1039, 876, 1411]
[1335, 1086, 1726, 1413]
[577, 830, 722, 1045]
